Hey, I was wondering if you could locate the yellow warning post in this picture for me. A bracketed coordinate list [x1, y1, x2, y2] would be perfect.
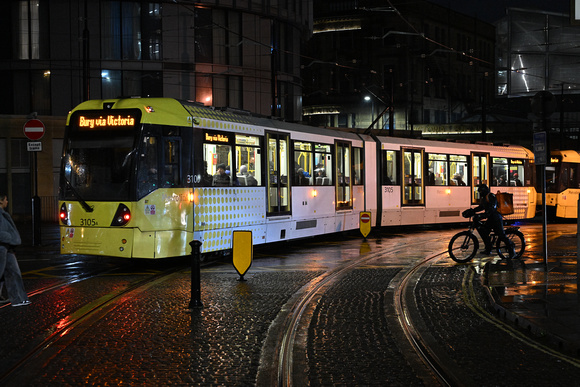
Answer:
[359, 211, 371, 239]
[232, 230, 253, 280]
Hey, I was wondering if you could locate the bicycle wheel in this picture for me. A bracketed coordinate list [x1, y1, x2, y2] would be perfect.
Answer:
[448, 231, 479, 263]
[496, 230, 525, 259]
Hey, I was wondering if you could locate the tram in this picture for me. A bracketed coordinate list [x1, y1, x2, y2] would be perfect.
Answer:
[58, 97, 537, 258]
[542, 150, 580, 218]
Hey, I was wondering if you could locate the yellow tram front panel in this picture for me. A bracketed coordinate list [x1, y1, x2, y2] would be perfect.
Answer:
[60, 185, 267, 258]
[554, 189, 580, 218]
[61, 226, 135, 258]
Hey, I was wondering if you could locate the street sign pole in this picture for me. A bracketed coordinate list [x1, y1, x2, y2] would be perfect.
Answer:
[533, 131, 548, 268]
[23, 119, 45, 247]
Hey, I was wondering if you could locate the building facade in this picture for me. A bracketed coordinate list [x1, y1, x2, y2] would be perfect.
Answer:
[0, 0, 312, 219]
[301, 0, 495, 136]
[495, 8, 580, 149]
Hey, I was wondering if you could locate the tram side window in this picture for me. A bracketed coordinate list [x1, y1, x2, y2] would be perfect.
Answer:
[546, 166, 557, 192]
[570, 165, 580, 189]
[492, 158, 509, 186]
[163, 139, 181, 187]
[203, 143, 233, 187]
[427, 154, 447, 185]
[558, 163, 580, 189]
[137, 136, 159, 198]
[294, 141, 313, 186]
[382, 150, 398, 185]
[352, 147, 363, 185]
[336, 141, 352, 209]
[314, 144, 333, 186]
[235, 134, 262, 186]
[508, 159, 524, 186]
[450, 155, 468, 186]
[492, 158, 524, 187]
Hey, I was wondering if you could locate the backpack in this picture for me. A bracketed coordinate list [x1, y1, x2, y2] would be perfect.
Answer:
[495, 191, 514, 215]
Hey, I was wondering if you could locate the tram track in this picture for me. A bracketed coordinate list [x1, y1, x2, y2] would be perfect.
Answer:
[0, 260, 138, 310]
[271, 236, 454, 387]
[272, 228, 580, 386]
[0, 264, 187, 386]
[392, 251, 459, 386]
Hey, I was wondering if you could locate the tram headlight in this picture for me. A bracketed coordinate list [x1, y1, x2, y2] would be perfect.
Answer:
[59, 203, 69, 225]
[111, 203, 131, 226]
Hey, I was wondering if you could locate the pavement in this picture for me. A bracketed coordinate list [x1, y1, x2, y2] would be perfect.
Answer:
[23, 220, 580, 353]
[3, 220, 580, 384]
[483, 223, 580, 355]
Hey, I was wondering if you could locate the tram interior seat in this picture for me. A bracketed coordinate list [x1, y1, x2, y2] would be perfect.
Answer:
[238, 175, 247, 186]
[297, 175, 310, 186]
[316, 177, 331, 185]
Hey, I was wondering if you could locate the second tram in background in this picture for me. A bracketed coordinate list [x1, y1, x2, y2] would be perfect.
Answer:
[542, 150, 580, 218]
[58, 98, 537, 259]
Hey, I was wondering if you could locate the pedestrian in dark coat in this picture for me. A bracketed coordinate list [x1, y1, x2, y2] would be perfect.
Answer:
[0, 193, 31, 306]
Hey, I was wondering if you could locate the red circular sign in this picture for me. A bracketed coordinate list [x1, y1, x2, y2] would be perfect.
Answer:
[361, 213, 370, 223]
[23, 119, 45, 140]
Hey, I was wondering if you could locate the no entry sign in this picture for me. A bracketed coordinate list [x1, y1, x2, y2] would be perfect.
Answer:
[360, 212, 371, 223]
[23, 119, 46, 140]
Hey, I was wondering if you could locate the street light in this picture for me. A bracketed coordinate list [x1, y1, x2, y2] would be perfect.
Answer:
[364, 96, 375, 130]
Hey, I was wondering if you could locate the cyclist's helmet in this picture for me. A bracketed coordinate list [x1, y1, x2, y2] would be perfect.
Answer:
[477, 183, 490, 196]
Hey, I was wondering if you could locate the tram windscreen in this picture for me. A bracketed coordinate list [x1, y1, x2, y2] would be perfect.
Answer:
[61, 131, 137, 201]
[61, 110, 142, 201]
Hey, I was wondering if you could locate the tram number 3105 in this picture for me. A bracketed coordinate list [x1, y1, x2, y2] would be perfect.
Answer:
[80, 218, 98, 226]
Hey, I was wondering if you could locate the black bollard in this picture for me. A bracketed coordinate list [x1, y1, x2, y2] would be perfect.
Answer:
[188, 240, 204, 310]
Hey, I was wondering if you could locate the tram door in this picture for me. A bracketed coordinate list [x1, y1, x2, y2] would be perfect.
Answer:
[402, 148, 424, 205]
[471, 152, 489, 203]
[266, 132, 291, 215]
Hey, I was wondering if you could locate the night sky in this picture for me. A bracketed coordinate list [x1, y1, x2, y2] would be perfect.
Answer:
[427, 0, 570, 23]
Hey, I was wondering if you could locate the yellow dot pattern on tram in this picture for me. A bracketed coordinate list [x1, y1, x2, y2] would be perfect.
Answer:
[193, 187, 265, 252]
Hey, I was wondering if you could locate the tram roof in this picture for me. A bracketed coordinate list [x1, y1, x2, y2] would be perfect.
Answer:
[552, 150, 580, 163]
[66, 98, 533, 158]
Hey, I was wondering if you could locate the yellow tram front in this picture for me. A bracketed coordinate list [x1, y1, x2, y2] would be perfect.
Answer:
[59, 99, 195, 258]
[542, 150, 580, 218]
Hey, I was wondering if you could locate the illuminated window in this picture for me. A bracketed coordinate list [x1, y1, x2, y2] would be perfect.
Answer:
[202, 131, 233, 187]
[382, 150, 398, 185]
[336, 141, 352, 209]
[492, 158, 525, 187]
[352, 147, 363, 185]
[314, 144, 333, 186]
[293, 141, 313, 186]
[235, 134, 262, 186]
[427, 153, 468, 186]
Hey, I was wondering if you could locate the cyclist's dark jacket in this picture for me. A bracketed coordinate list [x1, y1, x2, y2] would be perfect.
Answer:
[473, 192, 500, 221]
[473, 192, 510, 252]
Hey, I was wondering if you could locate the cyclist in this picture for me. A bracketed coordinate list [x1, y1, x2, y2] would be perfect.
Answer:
[462, 183, 516, 259]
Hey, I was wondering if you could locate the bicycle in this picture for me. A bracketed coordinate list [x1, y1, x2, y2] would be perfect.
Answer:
[448, 214, 525, 263]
